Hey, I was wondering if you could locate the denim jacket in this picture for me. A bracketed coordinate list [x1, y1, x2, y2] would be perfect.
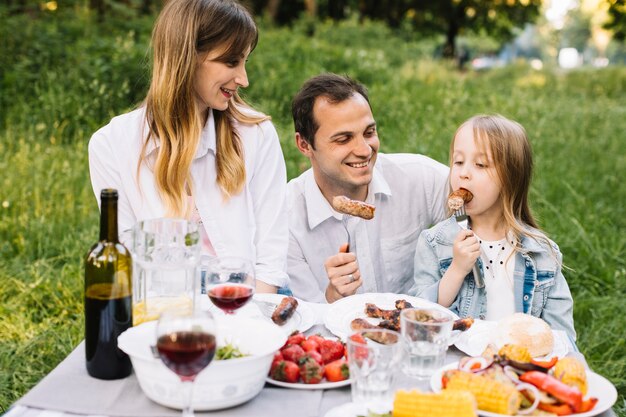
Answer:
[410, 216, 576, 344]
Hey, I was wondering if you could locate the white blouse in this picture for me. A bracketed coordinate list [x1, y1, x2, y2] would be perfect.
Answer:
[88, 107, 289, 287]
[478, 235, 516, 320]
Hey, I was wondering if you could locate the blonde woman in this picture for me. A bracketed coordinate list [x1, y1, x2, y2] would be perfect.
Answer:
[88, 0, 288, 292]
[411, 114, 576, 343]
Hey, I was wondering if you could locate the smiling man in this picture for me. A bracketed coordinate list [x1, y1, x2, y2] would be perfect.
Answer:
[287, 73, 449, 303]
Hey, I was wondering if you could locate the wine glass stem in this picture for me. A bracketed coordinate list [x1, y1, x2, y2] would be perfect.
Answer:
[181, 379, 195, 417]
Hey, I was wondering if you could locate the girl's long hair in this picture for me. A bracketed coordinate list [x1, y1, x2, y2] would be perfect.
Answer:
[139, 0, 268, 217]
[450, 115, 555, 254]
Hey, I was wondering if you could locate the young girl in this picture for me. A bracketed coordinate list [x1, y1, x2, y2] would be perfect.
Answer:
[88, 0, 288, 293]
[411, 114, 576, 343]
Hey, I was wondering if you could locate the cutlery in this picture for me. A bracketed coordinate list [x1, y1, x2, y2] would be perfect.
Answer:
[453, 206, 485, 288]
[341, 214, 352, 252]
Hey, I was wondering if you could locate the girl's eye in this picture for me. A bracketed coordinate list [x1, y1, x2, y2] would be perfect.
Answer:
[453, 160, 463, 165]
[476, 162, 487, 168]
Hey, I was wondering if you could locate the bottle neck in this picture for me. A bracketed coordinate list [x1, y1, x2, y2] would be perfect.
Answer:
[100, 197, 119, 242]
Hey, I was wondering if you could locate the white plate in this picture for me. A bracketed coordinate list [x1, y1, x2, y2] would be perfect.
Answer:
[430, 362, 618, 417]
[323, 292, 459, 340]
[267, 377, 351, 390]
[454, 319, 569, 359]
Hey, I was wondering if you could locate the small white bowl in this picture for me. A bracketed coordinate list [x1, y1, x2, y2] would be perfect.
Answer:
[118, 315, 287, 411]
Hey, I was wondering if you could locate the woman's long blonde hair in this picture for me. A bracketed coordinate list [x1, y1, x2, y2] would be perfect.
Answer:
[139, 0, 268, 217]
[450, 115, 554, 253]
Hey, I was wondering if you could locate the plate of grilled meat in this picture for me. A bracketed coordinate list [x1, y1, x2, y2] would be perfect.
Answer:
[323, 293, 474, 342]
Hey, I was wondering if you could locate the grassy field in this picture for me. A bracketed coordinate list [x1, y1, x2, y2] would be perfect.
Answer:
[1, 11, 625, 415]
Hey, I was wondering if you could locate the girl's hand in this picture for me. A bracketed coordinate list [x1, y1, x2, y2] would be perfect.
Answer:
[450, 230, 480, 275]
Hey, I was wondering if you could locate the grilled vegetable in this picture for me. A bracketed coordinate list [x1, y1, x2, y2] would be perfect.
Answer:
[498, 344, 532, 363]
[519, 371, 583, 412]
[443, 370, 521, 415]
[531, 356, 558, 369]
[537, 402, 574, 415]
[553, 357, 588, 395]
[392, 389, 477, 417]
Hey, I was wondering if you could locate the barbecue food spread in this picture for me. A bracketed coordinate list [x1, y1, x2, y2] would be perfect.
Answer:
[350, 299, 474, 334]
[448, 188, 474, 211]
[443, 345, 599, 415]
[271, 296, 298, 326]
[494, 313, 554, 357]
[331, 195, 375, 220]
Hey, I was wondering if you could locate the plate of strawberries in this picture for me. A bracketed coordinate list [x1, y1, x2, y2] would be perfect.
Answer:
[267, 331, 352, 389]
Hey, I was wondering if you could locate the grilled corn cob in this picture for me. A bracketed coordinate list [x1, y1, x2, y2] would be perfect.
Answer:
[498, 343, 532, 363]
[392, 389, 476, 417]
[444, 370, 521, 415]
[553, 357, 588, 395]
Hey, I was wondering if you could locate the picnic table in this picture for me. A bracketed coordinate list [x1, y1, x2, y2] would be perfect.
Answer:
[7, 301, 618, 417]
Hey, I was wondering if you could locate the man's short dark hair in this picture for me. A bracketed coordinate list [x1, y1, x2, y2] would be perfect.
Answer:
[291, 73, 370, 149]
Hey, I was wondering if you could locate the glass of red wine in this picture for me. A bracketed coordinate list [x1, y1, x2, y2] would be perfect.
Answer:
[204, 256, 255, 314]
[156, 310, 216, 417]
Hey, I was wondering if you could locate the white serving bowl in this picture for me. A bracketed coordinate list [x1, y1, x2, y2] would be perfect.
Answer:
[118, 315, 287, 411]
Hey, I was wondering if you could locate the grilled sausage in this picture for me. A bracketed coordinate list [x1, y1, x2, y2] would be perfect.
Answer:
[271, 296, 298, 325]
[453, 317, 475, 331]
[332, 196, 375, 220]
[448, 188, 474, 211]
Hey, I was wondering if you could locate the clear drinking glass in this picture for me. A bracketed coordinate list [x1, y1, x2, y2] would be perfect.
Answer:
[202, 256, 255, 314]
[347, 329, 403, 414]
[400, 308, 454, 379]
[128, 218, 201, 325]
[156, 310, 216, 417]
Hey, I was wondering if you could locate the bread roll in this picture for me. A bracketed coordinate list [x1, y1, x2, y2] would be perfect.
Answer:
[494, 313, 554, 357]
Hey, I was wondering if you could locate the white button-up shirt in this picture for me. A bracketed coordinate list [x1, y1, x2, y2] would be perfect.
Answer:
[88, 107, 289, 287]
[287, 153, 449, 302]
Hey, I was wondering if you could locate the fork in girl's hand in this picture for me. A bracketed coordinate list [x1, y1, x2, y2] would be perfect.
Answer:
[454, 206, 485, 289]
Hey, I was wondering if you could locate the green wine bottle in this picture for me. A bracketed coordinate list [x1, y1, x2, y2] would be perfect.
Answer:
[84, 188, 133, 379]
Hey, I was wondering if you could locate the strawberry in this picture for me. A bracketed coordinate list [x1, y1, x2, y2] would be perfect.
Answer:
[286, 331, 306, 346]
[348, 333, 369, 361]
[324, 359, 350, 382]
[281, 344, 306, 363]
[307, 334, 326, 347]
[307, 349, 324, 365]
[299, 356, 324, 384]
[271, 351, 283, 367]
[320, 339, 345, 364]
[269, 360, 300, 383]
[301, 338, 320, 353]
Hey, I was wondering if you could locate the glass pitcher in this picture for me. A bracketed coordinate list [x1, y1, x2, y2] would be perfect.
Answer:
[126, 218, 201, 325]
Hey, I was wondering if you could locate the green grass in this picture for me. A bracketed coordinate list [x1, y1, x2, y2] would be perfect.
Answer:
[1, 11, 625, 415]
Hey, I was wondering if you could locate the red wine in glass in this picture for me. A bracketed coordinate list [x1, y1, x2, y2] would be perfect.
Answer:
[157, 331, 216, 381]
[208, 283, 254, 314]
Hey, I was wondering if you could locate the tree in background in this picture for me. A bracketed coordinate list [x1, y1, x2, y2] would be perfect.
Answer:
[604, 0, 626, 40]
[407, 0, 542, 58]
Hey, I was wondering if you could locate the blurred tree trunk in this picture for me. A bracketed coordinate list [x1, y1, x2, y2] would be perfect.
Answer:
[304, 0, 316, 17]
[90, 0, 105, 22]
[266, 0, 281, 22]
[443, 21, 458, 58]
